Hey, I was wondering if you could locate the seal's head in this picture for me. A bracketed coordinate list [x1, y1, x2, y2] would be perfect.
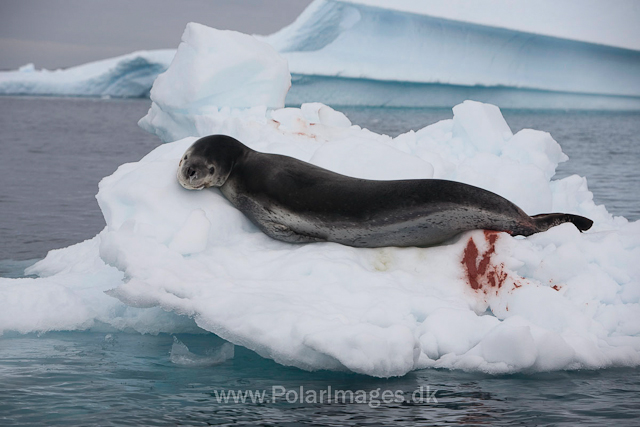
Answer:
[177, 135, 247, 190]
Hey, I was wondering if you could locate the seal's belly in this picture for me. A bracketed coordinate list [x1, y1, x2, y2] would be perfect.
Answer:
[222, 185, 522, 247]
[311, 210, 488, 247]
[235, 195, 482, 247]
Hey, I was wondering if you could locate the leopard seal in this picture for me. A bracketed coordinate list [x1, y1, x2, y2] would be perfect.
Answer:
[177, 135, 593, 247]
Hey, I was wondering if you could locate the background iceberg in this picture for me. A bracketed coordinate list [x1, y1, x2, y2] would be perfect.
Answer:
[271, 0, 640, 109]
[2, 0, 639, 109]
[344, 0, 640, 50]
[0, 50, 174, 98]
[2, 23, 638, 378]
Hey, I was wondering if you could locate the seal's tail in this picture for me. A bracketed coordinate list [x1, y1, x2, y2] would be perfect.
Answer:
[532, 213, 593, 233]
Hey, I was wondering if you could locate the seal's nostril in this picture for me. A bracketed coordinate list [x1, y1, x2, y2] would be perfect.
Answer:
[187, 167, 196, 177]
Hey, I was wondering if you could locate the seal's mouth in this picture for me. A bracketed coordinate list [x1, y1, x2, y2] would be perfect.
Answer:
[177, 163, 203, 190]
[178, 173, 207, 190]
[179, 179, 206, 190]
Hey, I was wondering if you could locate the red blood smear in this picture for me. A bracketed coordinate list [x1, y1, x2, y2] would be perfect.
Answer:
[461, 231, 508, 292]
[462, 238, 480, 289]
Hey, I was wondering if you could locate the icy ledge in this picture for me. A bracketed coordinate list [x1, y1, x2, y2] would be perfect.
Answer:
[1, 23, 638, 377]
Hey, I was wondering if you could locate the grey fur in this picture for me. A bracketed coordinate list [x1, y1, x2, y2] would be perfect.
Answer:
[178, 135, 593, 247]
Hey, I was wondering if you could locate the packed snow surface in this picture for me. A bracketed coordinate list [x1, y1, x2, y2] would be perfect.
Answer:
[2, 23, 639, 377]
[0, 50, 174, 98]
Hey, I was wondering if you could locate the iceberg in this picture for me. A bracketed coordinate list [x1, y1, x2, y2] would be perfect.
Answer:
[2, 0, 639, 110]
[269, 0, 640, 109]
[2, 23, 639, 377]
[0, 50, 174, 98]
[343, 0, 640, 50]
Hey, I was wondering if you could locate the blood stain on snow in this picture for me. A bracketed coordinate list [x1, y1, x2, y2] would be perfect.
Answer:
[461, 230, 509, 293]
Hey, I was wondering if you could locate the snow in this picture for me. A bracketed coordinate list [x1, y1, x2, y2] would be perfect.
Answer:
[2, 23, 639, 377]
[0, 50, 174, 98]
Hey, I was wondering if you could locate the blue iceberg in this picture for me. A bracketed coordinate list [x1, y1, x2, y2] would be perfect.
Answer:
[1, 0, 638, 109]
[267, 0, 640, 109]
[0, 50, 174, 98]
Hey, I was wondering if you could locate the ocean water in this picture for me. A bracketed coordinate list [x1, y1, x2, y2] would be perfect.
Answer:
[1, 97, 639, 425]
[1, 332, 638, 426]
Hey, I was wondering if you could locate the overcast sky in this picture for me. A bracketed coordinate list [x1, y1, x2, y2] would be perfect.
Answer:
[0, 0, 313, 70]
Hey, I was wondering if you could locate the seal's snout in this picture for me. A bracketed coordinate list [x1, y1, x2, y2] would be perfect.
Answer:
[178, 160, 209, 190]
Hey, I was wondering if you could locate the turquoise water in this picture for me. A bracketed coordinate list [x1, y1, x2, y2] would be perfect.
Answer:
[1, 98, 639, 425]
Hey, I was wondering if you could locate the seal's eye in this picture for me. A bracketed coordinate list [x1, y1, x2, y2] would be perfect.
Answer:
[209, 167, 215, 174]
[184, 156, 188, 160]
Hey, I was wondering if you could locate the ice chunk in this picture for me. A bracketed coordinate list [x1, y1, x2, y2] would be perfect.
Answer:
[451, 101, 513, 155]
[147, 23, 290, 113]
[139, 23, 291, 141]
[6, 94, 638, 376]
[18, 63, 35, 73]
[169, 336, 234, 367]
[2, 22, 639, 377]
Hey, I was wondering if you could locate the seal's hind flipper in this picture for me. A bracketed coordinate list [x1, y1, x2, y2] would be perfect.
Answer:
[532, 213, 593, 233]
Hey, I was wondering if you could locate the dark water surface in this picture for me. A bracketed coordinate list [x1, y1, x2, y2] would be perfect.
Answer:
[1, 97, 639, 425]
[1, 332, 638, 427]
[0, 97, 161, 262]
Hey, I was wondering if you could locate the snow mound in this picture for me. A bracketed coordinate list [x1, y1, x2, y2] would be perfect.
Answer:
[104, 98, 640, 376]
[0, 50, 174, 98]
[2, 24, 638, 377]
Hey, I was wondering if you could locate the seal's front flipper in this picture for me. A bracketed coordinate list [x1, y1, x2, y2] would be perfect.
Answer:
[262, 222, 325, 244]
[532, 213, 593, 233]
